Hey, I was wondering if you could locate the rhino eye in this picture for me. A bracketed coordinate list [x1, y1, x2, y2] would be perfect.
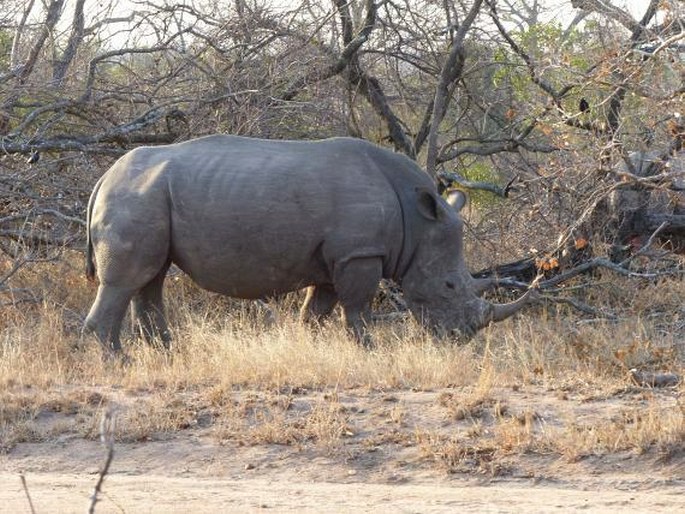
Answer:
[445, 280, 456, 290]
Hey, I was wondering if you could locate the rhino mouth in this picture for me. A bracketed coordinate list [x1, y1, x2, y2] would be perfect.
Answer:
[420, 287, 539, 340]
[449, 325, 478, 341]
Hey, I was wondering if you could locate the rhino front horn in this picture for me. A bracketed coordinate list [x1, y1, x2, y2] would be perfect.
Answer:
[488, 287, 539, 324]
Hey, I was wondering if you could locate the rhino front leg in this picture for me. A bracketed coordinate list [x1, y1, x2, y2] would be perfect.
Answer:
[85, 284, 137, 354]
[300, 284, 338, 324]
[334, 257, 382, 348]
[131, 263, 171, 349]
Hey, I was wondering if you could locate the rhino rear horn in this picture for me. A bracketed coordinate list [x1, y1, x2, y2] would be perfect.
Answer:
[446, 189, 467, 212]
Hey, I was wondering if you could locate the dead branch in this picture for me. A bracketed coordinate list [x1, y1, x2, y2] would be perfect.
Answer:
[437, 132, 558, 162]
[551, 257, 683, 288]
[0, 256, 31, 288]
[0, 229, 80, 248]
[488, 0, 565, 103]
[2, 0, 65, 84]
[350, 68, 416, 157]
[8, 0, 36, 71]
[0, 106, 179, 156]
[36, 209, 86, 227]
[52, 0, 86, 86]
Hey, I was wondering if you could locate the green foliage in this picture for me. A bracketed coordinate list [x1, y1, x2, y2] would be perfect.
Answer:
[491, 21, 593, 107]
[460, 162, 503, 207]
[0, 29, 12, 68]
[516, 22, 564, 55]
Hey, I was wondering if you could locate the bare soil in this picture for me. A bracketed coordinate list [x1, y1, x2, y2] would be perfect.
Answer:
[1, 385, 684, 513]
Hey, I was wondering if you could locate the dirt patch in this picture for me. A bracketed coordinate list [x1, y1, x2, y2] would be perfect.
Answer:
[1, 385, 683, 512]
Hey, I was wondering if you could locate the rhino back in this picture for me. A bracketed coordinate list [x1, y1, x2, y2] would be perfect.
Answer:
[118, 135, 406, 297]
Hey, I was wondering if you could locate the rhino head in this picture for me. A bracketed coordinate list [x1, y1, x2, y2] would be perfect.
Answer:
[401, 188, 536, 338]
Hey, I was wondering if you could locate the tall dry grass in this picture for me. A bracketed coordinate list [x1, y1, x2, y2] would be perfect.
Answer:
[2, 258, 682, 390]
[1, 253, 683, 463]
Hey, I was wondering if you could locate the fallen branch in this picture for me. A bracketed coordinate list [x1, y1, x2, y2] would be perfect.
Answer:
[542, 296, 618, 320]
[538, 257, 684, 289]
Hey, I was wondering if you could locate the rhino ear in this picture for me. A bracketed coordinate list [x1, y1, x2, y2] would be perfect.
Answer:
[416, 187, 448, 221]
[446, 189, 467, 212]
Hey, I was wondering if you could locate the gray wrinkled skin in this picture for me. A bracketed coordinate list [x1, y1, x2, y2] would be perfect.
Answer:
[84, 135, 532, 353]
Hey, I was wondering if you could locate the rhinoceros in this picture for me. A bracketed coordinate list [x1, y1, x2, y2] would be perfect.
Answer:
[84, 135, 535, 353]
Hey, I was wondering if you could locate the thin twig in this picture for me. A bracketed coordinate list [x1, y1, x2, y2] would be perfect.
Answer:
[88, 407, 116, 514]
[19, 474, 36, 514]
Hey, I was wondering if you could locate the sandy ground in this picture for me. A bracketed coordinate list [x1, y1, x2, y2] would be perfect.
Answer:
[2, 386, 684, 513]
[2, 471, 684, 513]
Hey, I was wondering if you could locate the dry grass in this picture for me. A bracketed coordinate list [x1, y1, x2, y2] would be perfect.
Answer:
[1, 256, 684, 478]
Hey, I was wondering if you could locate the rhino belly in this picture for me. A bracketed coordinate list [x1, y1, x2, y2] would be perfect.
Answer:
[175, 253, 323, 299]
[168, 218, 330, 299]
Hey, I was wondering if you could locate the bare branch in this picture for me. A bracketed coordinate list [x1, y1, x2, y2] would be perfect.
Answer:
[52, 0, 86, 86]
[14, 0, 66, 83]
[538, 256, 683, 289]
[9, 0, 36, 71]
[425, 0, 484, 178]
[570, 0, 648, 35]
[281, 0, 378, 101]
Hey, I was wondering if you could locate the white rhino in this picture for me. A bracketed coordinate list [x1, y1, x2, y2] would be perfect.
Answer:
[85, 135, 534, 352]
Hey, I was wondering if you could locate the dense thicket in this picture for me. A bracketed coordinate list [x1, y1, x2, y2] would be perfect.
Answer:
[1, 0, 683, 305]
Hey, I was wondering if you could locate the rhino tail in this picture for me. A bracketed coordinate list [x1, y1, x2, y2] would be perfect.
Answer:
[85, 175, 105, 282]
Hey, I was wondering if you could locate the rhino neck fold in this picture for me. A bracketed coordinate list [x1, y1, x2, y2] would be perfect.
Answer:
[390, 184, 420, 281]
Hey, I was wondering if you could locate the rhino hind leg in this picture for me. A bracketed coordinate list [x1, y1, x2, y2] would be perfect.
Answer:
[85, 219, 170, 354]
[334, 257, 382, 348]
[300, 284, 338, 324]
[85, 284, 138, 354]
[131, 261, 172, 349]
